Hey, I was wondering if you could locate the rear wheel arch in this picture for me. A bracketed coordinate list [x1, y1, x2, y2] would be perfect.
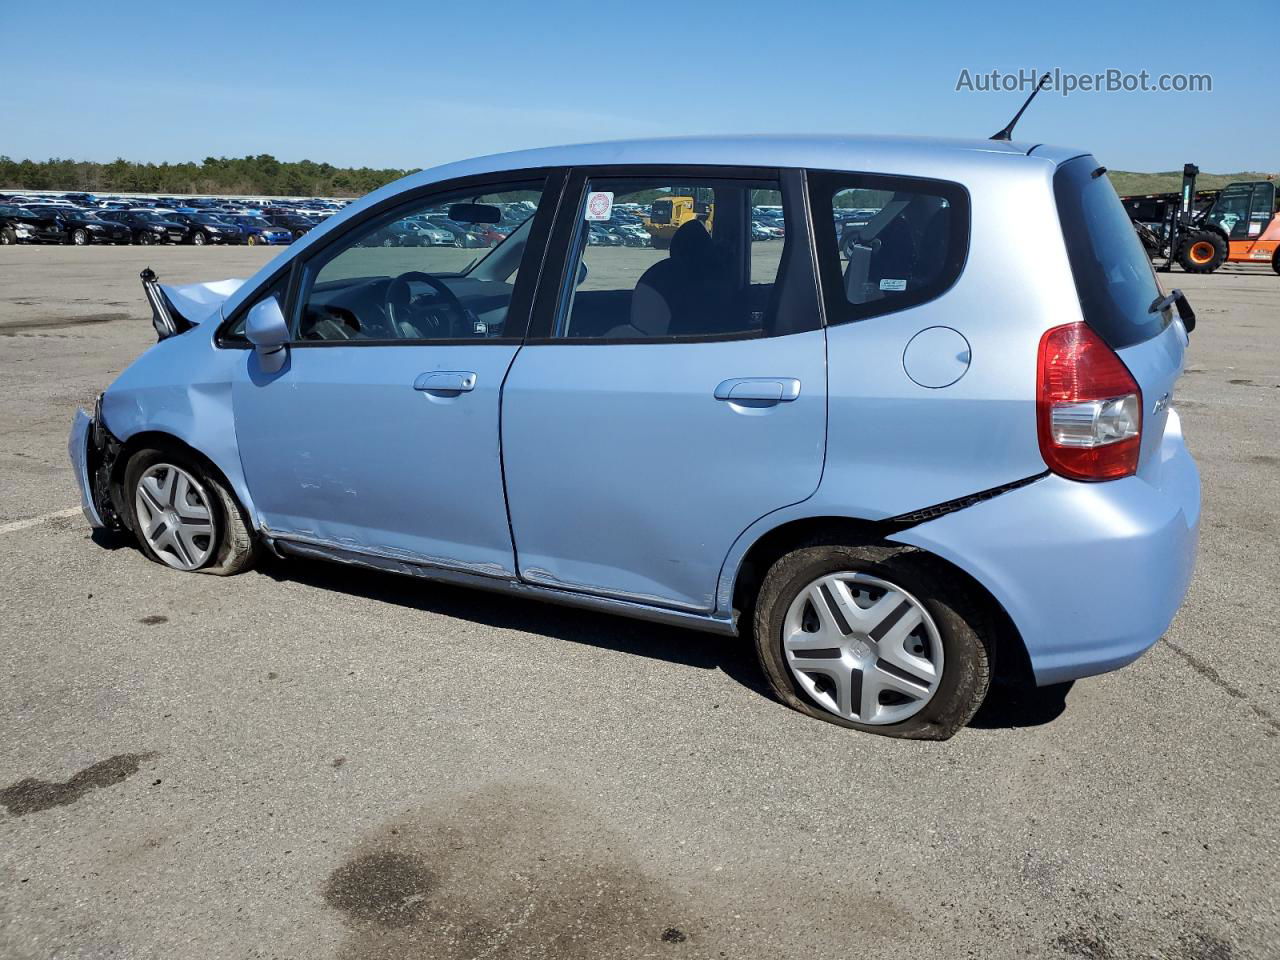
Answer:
[730, 515, 1032, 688]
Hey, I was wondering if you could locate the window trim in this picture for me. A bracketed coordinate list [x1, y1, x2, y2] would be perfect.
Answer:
[806, 168, 971, 327]
[215, 166, 568, 348]
[525, 164, 820, 345]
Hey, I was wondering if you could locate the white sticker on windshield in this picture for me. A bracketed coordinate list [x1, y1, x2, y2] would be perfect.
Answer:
[879, 278, 907, 291]
[584, 191, 614, 221]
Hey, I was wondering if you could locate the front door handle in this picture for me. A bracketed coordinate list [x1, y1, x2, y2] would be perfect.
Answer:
[714, 378, 801, 403]
[414, 371, 477, 394]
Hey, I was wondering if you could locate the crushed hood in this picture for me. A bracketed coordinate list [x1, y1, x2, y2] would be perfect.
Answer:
[158, 277, 246, 326]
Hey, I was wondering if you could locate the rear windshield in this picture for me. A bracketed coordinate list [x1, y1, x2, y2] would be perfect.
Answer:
[1054, 154, 1168, 349]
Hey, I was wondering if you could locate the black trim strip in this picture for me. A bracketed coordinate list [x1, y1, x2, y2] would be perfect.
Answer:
[885, 472, 1048, 527]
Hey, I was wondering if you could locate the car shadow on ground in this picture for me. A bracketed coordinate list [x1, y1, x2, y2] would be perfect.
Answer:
[257, 554, 773, 697]
[969, 681, 1074, 729]
[257, 553, 1078, 734]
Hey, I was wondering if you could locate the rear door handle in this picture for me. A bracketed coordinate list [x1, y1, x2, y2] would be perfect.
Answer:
[714, 378, 801, 403]
[414, 371, 477, 394]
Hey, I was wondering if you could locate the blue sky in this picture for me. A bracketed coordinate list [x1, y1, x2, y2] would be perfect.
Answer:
[4, 0, 1274, 173]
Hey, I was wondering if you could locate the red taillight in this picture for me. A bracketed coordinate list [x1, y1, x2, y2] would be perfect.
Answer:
[1036, 323, 1142, 481]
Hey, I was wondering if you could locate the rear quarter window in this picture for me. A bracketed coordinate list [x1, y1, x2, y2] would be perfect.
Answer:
[808, 170, 969, 325]
[1054, 155, 1168, 349]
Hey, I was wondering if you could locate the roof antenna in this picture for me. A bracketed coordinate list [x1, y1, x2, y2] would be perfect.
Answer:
[990, 72, 1050, 141]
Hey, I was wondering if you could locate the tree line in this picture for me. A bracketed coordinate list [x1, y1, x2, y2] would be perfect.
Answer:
[0, 154, 419, 197]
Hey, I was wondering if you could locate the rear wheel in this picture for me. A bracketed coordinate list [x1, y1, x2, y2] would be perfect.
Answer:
[752, 541, 991, 740]
[1177, 230, 1226, 273]
[124, 447, 256, 576]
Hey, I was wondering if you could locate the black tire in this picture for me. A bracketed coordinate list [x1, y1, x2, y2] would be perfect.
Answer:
[752, 540, 992, 740]
[246, 234, 258, 246]
[71, 228, 89, 245]
[139, 233, 154, 246]
[192, 231, 206, 246]
[1272, 248, 1280, 276]
[123, 446, 257, 576]
[0, 226, 15, 245]
[1176, 230, 1227, 273]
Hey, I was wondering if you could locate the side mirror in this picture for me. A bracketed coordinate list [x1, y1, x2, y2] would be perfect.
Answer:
[245, 295, 289, 373]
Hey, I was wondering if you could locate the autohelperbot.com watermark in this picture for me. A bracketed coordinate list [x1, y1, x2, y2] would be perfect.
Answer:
[956, 67, 1211, 96]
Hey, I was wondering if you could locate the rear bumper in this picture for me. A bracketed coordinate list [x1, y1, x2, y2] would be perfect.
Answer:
[890, 410, 1200, 686]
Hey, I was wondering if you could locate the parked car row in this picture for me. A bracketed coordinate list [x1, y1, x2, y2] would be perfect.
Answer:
[1, 189, 850, 251]
[0, 190, 350, 247]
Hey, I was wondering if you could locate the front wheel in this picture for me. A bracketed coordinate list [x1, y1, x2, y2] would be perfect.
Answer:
[0, 226, 15, 245]
[139, 233, 154, 245]
[124, 448, 257, 576]
[246, 234, 258, 246]
[71, 228, 89, 245]
[192, 231, 206, 246]
[1272, 248, 1280, 276]
[752, 542, 991, 740]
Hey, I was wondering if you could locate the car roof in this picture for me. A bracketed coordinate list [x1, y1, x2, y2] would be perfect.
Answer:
[452, 133, 1086, 180]
[339, 133, 1088, 221]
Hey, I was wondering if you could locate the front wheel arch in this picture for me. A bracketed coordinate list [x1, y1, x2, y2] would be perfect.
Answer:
[109, 431, 254, 538]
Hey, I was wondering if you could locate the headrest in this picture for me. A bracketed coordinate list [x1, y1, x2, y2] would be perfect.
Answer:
[669, 219, 712, 260]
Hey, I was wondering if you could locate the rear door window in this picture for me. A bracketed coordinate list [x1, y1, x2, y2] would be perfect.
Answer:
[1054, 155, 1168, 349]
[551, 176, 796, 340]
[808, 171, 969, 324]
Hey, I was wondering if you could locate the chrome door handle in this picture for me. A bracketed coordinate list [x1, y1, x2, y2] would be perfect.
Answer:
[414, 371, 477, 393]
[714, 378, 801, 402]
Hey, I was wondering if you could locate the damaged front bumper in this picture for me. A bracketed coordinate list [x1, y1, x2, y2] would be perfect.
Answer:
[67, 397, 125, 531]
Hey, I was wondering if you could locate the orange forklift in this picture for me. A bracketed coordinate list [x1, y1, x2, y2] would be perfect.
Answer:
[1129, 164, 1280, 274]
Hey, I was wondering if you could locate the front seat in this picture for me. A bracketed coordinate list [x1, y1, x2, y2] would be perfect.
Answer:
[609, 220, 729, 338]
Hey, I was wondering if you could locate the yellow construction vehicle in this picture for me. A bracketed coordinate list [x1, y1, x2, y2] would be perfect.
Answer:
[644, 187, 714, 249]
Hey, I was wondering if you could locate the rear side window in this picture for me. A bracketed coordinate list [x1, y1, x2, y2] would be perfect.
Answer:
[809, 170, 969, 324]
[553, 177, 792, 341]
[1054, 155, 1167, 349]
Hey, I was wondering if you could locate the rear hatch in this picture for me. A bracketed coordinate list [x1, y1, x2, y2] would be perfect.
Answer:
[1053, 154, 1188, 481]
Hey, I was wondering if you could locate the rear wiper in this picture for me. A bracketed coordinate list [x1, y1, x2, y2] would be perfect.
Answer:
[1149, 288, 1196, 334]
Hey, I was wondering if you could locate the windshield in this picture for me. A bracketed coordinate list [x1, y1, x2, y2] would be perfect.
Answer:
[241, 218, 270, 228]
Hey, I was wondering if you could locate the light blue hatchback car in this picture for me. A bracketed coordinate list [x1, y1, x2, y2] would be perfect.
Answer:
[69, 136, 1200, 739]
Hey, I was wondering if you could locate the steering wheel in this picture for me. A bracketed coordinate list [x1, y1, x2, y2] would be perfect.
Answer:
[385, 272, 470, 339]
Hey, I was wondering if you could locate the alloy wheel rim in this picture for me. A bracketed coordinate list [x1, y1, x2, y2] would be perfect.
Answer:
[134, 463, 216, 571]
[782, 572, 943, 725]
